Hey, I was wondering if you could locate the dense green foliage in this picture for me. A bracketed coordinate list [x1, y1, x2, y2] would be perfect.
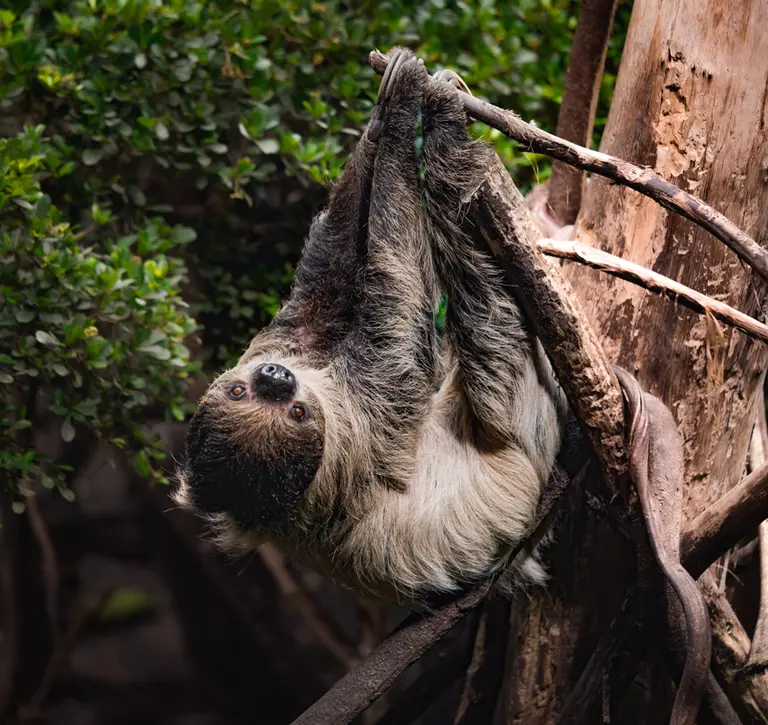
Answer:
[0, 0, 628, 500]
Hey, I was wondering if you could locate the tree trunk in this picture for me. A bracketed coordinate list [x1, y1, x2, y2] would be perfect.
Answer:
[504, 0, 768, 721]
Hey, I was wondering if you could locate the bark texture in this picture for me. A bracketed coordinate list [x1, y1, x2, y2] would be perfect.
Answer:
[505, 2, 768, 722]
[569, 0, 768, 519]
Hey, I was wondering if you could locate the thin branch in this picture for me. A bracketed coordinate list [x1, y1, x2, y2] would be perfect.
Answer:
[369, 51, 768, 284]
[258, 542, 361, 670]
[538, 239, 768, 346]
[745, 394, 768, 674]
[25, 497, 59, 640]
[548, 0, 619, 224]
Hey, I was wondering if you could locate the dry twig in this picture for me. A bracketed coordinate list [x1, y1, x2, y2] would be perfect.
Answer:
[538, 239, 768, 346]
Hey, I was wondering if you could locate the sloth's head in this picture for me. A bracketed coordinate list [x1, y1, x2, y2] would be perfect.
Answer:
[176, 358, 326, 531]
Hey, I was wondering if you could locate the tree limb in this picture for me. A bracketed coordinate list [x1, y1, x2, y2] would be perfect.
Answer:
[548, 0, 619, 224]
[682, 461, 768, 579]
[369, 51, 768, 284]
[538, 239, 768, 346]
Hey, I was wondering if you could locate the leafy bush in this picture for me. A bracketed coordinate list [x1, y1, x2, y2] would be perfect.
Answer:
[0, 123, 197, 502]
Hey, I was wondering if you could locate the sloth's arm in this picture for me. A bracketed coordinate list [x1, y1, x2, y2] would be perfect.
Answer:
[334, 51, 441, 479]
[421, 79, 566, 468]
[264, 119, 379, 358]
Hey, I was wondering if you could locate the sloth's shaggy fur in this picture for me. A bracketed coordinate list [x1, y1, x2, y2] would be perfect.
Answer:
[175, 50, 568, 605]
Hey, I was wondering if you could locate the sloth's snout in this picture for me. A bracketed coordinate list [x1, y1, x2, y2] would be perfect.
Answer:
[253, 363, 296, 401]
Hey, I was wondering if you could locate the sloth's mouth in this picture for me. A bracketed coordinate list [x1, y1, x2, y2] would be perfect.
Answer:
[181, 407, 323, 530]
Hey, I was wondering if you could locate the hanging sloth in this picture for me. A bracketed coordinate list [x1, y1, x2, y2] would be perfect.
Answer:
[174, 49, 569, 605]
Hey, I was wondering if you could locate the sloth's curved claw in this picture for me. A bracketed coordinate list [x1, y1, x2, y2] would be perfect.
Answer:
[433, 68, 473, 96]
[377, 49, 408, 103]
[368, 49, 409, 142]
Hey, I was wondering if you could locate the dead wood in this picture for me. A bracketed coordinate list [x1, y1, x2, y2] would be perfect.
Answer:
[745, 393, 768, 675]
[538, 239, 768, 346]
[682, 462, 768, 579]
[614, 367, 710, 725]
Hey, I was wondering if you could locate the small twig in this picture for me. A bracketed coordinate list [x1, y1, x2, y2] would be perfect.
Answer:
[453, 598, 510, 725]
[369, 51, 768, 283]
[258, 543, 361, 670]
[19, 590, 113, 719]
[538, 239, 768, 346]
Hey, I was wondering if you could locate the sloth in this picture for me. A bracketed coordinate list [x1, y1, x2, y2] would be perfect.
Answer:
[174, 49, 569, 604]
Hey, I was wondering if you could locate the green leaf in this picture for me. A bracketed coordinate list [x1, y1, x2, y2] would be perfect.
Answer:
[52, 363, 69, 377]
[15, 309, 35, 323]
[82, 149, 103, 166]
[171, 226, 197, 244]
[255, 138, 279, 155]
[139, 344, 171, 360]
[35, 330, 61, 346]
[134, 53, 147, 69]
[0, 373, 13, 384]
[99, 587, 154, 623]
[61, 417, 76, 443]
[155, 121, 169, 141]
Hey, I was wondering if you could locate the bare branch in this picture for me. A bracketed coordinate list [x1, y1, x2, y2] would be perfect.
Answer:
[258, 542, 362, 670]
[369, 51, 768, 284]
[538, 239, 768, 346]
[682, 461, 768, 579]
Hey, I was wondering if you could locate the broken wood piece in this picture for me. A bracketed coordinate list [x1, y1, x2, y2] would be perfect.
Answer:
[369, 50, 768, 284]
[538, 239, 768, 346]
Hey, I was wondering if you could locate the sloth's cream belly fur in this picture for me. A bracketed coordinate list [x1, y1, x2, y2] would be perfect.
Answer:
[277, 408, 548, 605]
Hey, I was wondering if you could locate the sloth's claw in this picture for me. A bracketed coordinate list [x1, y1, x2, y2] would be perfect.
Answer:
[368, 49, 410, 142]
[433, 68, 473, 96]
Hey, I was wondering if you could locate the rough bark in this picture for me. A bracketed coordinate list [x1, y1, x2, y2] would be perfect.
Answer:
[569, 0, 768, 518]
[505, 1, 768, 722]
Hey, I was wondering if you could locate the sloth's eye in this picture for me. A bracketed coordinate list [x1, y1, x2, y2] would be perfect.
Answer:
[290, 404, 307, 421]
[229, 384, 247, 400]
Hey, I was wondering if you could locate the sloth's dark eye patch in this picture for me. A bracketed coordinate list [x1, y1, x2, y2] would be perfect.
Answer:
[229, 384, 247, 400]
[290, 404, 307, 421]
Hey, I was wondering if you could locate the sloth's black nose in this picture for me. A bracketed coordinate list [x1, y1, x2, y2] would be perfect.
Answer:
[253, 363, 296, 401]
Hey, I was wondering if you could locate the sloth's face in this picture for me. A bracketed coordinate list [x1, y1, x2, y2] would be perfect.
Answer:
[177, 359, 325, 531]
